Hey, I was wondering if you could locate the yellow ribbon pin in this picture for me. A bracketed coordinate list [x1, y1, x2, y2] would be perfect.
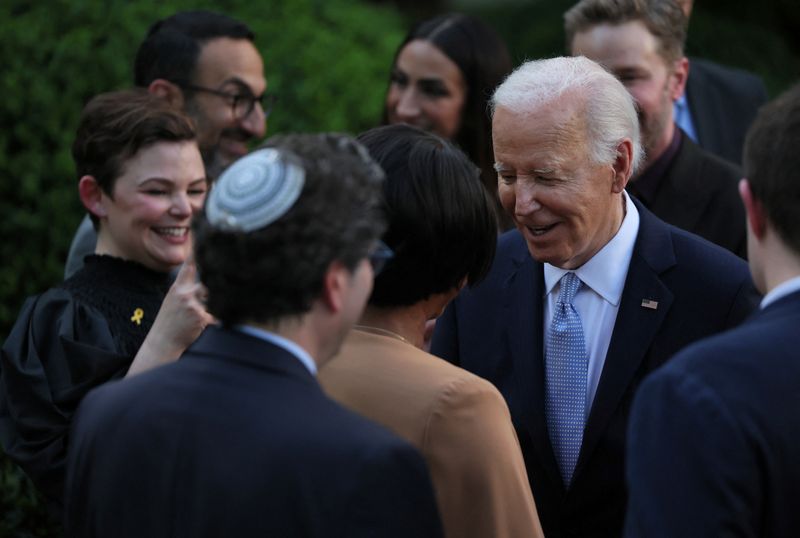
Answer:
[131, 308, 144, 325]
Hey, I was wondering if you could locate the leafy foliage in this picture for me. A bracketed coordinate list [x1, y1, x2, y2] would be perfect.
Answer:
[0, 0, 404, 533]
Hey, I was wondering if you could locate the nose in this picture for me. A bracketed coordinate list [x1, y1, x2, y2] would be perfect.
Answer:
[240, 102, 267, 139]
[170, 192, 193, 219]
[394, 88, 421, 121]
[514, 180, 542, 216]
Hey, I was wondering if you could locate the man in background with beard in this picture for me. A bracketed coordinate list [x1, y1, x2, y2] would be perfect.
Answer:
[565, 0, 746, 258]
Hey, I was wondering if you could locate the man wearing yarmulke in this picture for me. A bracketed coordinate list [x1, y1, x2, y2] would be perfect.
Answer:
[63, 134, 444, 538]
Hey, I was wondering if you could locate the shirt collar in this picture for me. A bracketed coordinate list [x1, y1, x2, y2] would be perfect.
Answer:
[760, 275, 800, 309]
[233, 324, 318, 375]
[544, 192, 640, 306]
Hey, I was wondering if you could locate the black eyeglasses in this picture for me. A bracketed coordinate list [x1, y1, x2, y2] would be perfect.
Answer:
[368, 241, 394, 276]
[181, 84, 277, 120]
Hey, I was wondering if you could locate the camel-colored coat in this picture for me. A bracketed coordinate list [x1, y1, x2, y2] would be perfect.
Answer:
[319, 328, 544, 538]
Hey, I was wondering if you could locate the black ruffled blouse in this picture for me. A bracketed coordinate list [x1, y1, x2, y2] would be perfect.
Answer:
[0, 255, 172, 509]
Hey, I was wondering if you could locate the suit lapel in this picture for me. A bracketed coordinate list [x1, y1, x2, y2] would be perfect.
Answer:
[575, 203, 676, 476]
[649, 136, 719, 234]
[503, 241, 563, 490]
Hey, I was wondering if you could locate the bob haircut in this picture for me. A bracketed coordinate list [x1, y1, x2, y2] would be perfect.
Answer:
[71, 89, 197, 226]
[358, 124, 497, 308]
[382, 13, 512, 225]
[194, 133, 386, 326]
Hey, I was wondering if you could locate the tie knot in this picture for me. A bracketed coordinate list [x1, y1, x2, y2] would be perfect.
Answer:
[557, 272, 581, 305]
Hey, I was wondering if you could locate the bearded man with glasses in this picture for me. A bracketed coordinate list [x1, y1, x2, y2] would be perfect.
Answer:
[65, 10, 272, 278]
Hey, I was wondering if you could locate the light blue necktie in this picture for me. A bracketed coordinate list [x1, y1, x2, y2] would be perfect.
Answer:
[545, 272, 588, 487]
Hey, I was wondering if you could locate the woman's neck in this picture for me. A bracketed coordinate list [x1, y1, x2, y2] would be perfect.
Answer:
[357, 304, 430, 349]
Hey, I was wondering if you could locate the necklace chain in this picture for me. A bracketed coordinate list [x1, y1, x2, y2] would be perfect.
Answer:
[353, 324, 411, 344]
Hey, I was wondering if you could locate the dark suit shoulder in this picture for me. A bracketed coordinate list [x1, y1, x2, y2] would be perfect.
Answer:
[656, 137, 746, 257]
[626, 292, 800, 537]
[651, 291, 800, 393]
[689, 57, 768, 100]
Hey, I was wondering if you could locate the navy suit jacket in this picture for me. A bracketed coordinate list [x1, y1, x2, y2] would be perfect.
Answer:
[641, 133, 746, 258]
[686, 58, 768, 165]
[65, 326, 443, 538]
[431, 200, 759, 538]
[626, 289, 800, 538]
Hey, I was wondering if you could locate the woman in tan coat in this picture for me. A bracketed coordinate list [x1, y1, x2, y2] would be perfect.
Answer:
[319, 124, 544, 538]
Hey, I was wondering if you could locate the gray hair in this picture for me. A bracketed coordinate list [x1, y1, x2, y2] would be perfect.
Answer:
[491, 56, 643, 174]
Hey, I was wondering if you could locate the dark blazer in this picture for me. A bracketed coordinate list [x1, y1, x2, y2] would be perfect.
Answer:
[431, 200, 759, 538]
[685, 57, 768, 165]
[644, 134, 746, 258]
[626, 289, 800, 538]
[65, 326, 443, 538]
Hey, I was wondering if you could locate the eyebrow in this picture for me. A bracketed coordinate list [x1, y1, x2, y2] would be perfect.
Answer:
[139, 177, 208, 186]
[493, 162, 556, 175]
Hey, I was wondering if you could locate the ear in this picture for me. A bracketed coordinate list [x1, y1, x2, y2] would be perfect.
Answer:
[148, 79, 185, 108]
[78, 175, 108, 219]
[610, 138, 634, 193]
[669, 57, 690, 101]
[739, 178, 767, 240]
[320, 261, 348, 314]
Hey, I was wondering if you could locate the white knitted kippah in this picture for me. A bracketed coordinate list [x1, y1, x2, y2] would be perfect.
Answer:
[205, 148, 305, 232]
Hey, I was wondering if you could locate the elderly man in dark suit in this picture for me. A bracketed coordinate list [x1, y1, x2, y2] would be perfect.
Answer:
[64, 134, 443, 537]
[565, 0, 747, 258]
[431, 55, 758, 538]
[625, 84, 800, 538]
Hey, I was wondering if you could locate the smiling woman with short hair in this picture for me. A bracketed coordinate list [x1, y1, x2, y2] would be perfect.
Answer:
[0, 89, 213, 516]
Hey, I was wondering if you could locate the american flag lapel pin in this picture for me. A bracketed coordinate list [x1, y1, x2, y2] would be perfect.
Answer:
[641, 298, 659, 310]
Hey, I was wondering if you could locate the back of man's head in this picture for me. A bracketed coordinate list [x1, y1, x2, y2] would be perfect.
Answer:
[564, 0, 687, 64]
[134, 10, 254, 87]
[491, 56, 643, 173]
[743, 84, 800, 256]
[194, 134, 386, 326]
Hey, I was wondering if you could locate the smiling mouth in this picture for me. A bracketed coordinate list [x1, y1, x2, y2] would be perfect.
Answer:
[526, 223, 558, 236]
[153, 227, 188, 237]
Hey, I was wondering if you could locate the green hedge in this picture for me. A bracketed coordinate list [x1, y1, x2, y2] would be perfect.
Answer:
[0, 0, 404, 534]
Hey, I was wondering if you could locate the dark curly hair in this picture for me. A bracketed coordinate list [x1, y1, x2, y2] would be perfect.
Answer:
[194, 133, 386, 325]
[358, 124, 497, 308]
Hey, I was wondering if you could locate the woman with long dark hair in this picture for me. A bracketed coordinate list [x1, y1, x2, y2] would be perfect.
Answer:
[383, 13, 514, 229]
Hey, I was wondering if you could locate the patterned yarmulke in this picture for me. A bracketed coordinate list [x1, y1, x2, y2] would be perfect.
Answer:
[205, 148, 305, 232]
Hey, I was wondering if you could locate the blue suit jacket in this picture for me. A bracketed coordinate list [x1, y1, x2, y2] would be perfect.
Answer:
[625, 289, 800, 538]
[65, 326, 443, 538]
[431, 200, 758, 538]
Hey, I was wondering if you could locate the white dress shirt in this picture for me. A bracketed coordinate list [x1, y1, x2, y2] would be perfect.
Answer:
[235, 324, 318, 375]
[760, 275, 800, 310]
[543, 192, 640, 417]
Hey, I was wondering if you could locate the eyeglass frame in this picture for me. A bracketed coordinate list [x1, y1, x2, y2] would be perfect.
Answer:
[180, 83, 277, 120]
[368, 241, 394, 276]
